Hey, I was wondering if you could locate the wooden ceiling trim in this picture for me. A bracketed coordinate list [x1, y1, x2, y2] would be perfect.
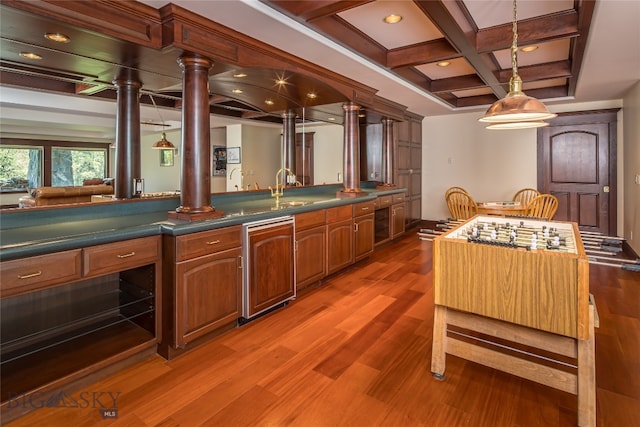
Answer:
[162, 3, 384, 111]
[430, 74, 487, 93]
[311, 15, 388, 65]
[476, 11, 579, 53]
[387, 39, 459, 69]
[393, 68, 432, 93]
[455, 93, 499, 108]
[414, 0, 506, 99]
[567, 0, 596, 96]
[496, 60, 572, 84]
[2, 0, 163, 48]
[268, 0, 371, 22]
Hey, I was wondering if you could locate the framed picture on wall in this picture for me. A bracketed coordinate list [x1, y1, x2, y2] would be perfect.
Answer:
[227, 147, 241, 164]
[212, 146, 226, 176]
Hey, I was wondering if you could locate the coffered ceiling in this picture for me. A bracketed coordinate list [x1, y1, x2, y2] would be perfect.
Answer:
[264, 0, 589, 109]
[0, 0, 638, 142]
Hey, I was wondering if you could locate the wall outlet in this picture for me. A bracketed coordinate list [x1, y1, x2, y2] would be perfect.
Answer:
[635, 174, 640, 185]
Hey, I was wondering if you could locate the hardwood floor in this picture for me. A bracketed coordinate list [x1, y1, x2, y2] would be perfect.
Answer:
[5, 230, 640, 426]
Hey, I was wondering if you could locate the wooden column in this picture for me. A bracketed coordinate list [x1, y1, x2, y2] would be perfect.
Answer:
[338, 102, 365, 198]
[169, 53, 223, 221]
[282, 110, 296, 184]
[377, 118, 396, 188]
[113, 78, 141, 199]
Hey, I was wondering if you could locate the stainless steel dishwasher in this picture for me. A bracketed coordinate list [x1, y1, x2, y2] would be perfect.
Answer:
[241, 215, 296, 322]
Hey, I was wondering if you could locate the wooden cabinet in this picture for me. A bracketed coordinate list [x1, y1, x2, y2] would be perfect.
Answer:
[243, 220, 295, 319]
[392, 193, 406, 238]
[1, 236, 161, 421]
[353, 201, 375, 261]
[396, 114, 422, 228]
[162, 226, 242, 356]
[326, 205, 354, 275]
[295, 210, 326, 290]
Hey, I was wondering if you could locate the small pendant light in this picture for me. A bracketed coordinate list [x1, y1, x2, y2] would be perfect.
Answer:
[149, 94, 176, 149]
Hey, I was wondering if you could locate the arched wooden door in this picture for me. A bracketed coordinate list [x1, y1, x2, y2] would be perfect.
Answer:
[537, 110, 618, 235]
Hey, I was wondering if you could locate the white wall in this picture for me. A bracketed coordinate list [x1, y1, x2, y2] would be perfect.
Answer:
[421, 101, 627, 236]
[623, 81, 640, 254]
[302, 123, 343, 185]
[140, 128, 181, 193]
[238, 125, 282, 191]
[422, 112, 538, 221]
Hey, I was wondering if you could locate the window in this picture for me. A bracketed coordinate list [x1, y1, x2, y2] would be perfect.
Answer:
[0, 146, 43, 192]
[0, 140, 110, 191]
[51, 147, 106, 186]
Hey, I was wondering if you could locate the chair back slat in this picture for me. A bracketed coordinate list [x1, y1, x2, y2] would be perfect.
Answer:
[446, 191, 477, 220]
[525, 194, 558, 220]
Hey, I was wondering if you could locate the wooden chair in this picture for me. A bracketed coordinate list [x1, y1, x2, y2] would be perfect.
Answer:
[512, 188, 540, 207]
[444, 186, 469, 201]
[525, 194, 559, 220]
[446, 190, 478, 220]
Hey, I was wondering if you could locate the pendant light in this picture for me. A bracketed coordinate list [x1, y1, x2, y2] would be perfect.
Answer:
[149, 94, 175, 149]
[479, 0, 557, 129]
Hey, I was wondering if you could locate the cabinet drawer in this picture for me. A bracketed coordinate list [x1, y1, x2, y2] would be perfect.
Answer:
[376, 195, 392, 209]
[1, 249, 82, 297]
[353, 200, 376, 217]
[326, 205, 352, 222]
[83, 236, 160, 277]
[295, 210, 326, 231]
[176, 225, 242, 261]
[392, 193, 406, 204]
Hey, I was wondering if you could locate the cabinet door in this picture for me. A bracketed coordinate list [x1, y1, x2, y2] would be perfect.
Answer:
[354, 213, 375, 261]
[326, 218, 353, 275]
[296, 225, 326, 289]
[392, 204, 406, 238]
[175, 247, 242, 347]
[246, 223, 295, 318]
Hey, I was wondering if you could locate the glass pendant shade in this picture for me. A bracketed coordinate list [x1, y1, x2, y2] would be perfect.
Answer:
[151, 132, 175, 149]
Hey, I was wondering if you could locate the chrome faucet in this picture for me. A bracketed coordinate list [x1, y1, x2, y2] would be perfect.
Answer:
[269, 167, 295, 202]
[229, 168, 244, 191]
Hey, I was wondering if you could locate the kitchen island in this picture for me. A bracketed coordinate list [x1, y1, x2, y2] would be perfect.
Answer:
[0, 184, 407, 421]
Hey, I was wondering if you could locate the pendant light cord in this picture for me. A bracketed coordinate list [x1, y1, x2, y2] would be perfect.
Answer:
[511, 0, 519, 79]
[148, 94, 166, 128]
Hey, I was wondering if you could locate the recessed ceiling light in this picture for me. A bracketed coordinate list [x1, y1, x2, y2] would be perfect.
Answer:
[19, 52, 42, 60]
[328, 117, 335, 121]
[436, 61, 451, 67]
[265, 99, 274, 106]
[232, 89, 243, 94]
[275, 78, 287, 85]
[307, 92, 317, 99]
[233, 72, 247, 78]
[383, 14, 402, 24]
[521, 45, 538, 53]
[44, 32, 70, 43]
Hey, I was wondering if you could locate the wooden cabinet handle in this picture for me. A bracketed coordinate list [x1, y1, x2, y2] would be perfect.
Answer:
[206, 240, 221, 245]
[116, 252, 136, 259]
[361, 207, 369, 211]
[18, 271, 42, 279]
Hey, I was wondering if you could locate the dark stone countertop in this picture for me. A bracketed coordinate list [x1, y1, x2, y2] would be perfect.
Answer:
[0, 184, 406, 261]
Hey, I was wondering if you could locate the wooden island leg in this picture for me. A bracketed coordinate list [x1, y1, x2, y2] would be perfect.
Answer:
[577, 303, 596, 427]
[431, 304, 447, 380]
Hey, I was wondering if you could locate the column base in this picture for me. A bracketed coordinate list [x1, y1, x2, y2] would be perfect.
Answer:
[376, 183, 396, 189]
[168, 208, 224, 221]
[337, 188, 366, 198]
